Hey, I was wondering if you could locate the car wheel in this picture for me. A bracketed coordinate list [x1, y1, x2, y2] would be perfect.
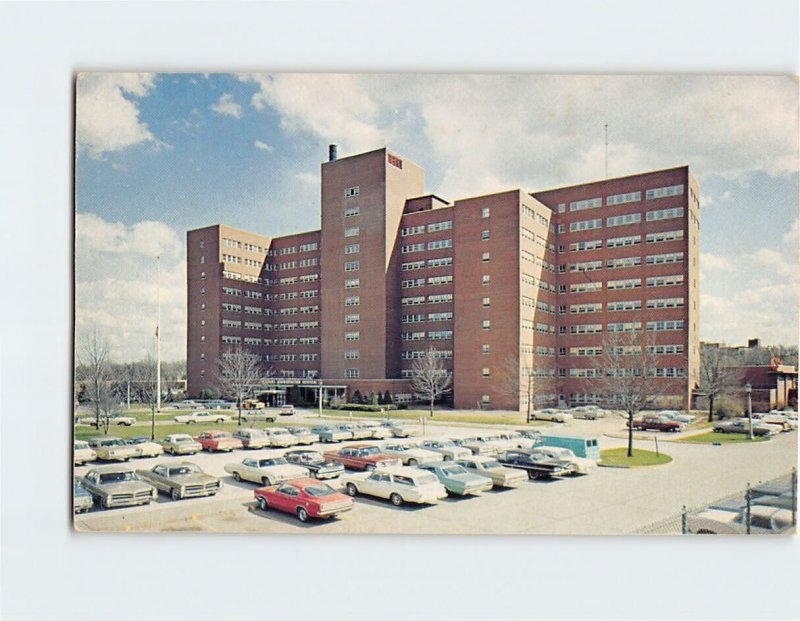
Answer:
[527, 470, 538, 480]
[390, 493, 403, 507]
[365, 464, 375, 471]
[345, 483, 358, 497]
[171, 488, 181, 501]
[407, 459, 418, 467]
[232, 472, 241, 482]
[296, 507, 309, 522]
[443, 455, 451, 461]
[100, 496, 111, 510]
[257, 496, 268, 511]
[262, 477, 271, 486]
[216, 418, 224, 423]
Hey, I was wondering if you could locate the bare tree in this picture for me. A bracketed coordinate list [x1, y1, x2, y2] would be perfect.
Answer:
[698, 345, 739, 423]
[410, 347, 453, 417]
[216, 345, 268, 425]
[592, 330, 675, 458]
[76, 330, 118, 434]
[133, 354, 159, 439]
[502, 355, 557, 423]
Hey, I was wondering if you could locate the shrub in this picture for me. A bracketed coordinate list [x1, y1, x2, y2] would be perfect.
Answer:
[328, 403, 398, 412]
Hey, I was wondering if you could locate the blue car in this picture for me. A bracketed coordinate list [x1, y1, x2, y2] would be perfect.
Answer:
[417, 462, 494, 496]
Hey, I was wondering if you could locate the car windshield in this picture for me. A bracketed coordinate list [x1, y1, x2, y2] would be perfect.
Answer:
[360, 447, 380, 455]
[169, 465, 201, 476]
[442, 466, 467, 476]
[75, 441, 89, 449]
[482, 461, 502, 469]
[301, 453, 323, 464]
[304, 484, 337, 497]
[98, 471, 137, 483]
[437, 441, 456, 447]
[173, 436, 193, 442]
[258, 458, 287, 467]
[103, 439, 126, 447]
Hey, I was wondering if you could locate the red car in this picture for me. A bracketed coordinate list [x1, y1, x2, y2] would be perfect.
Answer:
[323, 444, 401, 470]
[254, 478, 354, 522]
[628, 416, 683, 433]
[195, 430, 244, 452]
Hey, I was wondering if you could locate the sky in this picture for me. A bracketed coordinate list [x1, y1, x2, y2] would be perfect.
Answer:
[74, 73, 799, 363]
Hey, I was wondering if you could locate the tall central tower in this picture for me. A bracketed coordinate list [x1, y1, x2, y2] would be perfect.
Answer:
[319, 148, 425, 381]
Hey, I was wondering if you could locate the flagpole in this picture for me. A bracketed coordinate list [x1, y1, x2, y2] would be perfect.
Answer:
[156, 255, 162, 413]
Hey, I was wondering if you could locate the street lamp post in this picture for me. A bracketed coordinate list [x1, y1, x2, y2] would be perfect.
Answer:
[745, 383, 753, 441]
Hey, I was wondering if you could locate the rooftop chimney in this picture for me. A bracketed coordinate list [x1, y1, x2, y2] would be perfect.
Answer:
[328, 144, 338, 162]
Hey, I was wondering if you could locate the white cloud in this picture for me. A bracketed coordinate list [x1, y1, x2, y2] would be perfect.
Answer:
[747, 248, 799, 280]
[294, 171, 320, 185]
[783, 218, 800, 248]
[722, 190, 734, 200]
[700, 252, 733, 271]
[254, 140, 274, 152]
[75, 213, 186, 362]
[76, 73, 164, 157]
[210, 93, 242, 119]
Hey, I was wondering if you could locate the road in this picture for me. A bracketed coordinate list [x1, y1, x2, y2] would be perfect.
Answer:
[74, 411, 797, 534]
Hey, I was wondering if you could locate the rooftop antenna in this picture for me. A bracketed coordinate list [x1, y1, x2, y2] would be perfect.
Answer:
[604, 123, 609, 179]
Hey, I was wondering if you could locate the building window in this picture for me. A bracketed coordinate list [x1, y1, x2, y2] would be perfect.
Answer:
[344, 227, 360, 237]
[200, 319, 205, 326]
[344, 205, 360, 218]
[481, 395, 491, 405]
[482, 368, 490, 377]
[200, 303, 206, 310]
[482, 344, 490, 354]
[557, 224, 565, 233]
[200, 287, 205, 295]
[606, 213, 642, 227]
[200, 336, 206, 343]
[200, 271, 205, 279]
[345, 350, 359, 360]
[345, 331, 360, 341]
[345, 296, 360, 306]
[345, 314, 360, 324]
[345, 279, 360, 289]
[569, 197, 602, 212]
[482, 320, 491, 330]
[200, 255, 205, 264]
[344, 186, 360, 198]
[558, 347, 566, 356]
[345, 368, 360, 378]
[344, 261, 360, 272]
[200, 369, 205, 377]
[199, 240, 205, 249]
[482, 297, 490, 307]
[344, 244, 360, 254]
[481, 207, 490, 218]
[482, 275, 490, 285]
[481, 230, 490, 240]
[482, 252, 490, 262]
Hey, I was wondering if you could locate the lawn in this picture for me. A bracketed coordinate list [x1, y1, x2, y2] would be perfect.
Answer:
[677, 431, 768, 444]
[599, 448, 673, 467]
[320, 408, 544, 427]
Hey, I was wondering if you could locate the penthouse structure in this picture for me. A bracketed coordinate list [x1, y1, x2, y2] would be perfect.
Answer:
[187, 146, 700, 410]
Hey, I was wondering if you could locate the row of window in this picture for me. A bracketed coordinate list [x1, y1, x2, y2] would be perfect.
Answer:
[561, 320, 685, 334]
[557, 185, 684, 215]
[565, 344, 684, 356]
[401, 257, 453, 270]
[565, 207, 684, 232]
[400, 221, 453, 236]
[401, 293, 454, 306]
[564, 367, 686, 378]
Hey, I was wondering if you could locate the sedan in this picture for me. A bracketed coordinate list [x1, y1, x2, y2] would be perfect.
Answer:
[288, 427, 320, 445]
[335, 423, 373, 440]
[79, 466, 157, 510]
[380, 441, 443, 466]
[528, 446, 594, 475]
[161, 433, 203, 455]
[713, 420, 779, 436]
[456, 456, 528, 488]
[284, 450, 345, 480]
[88, 437, 141, 462]
[136, 462, 221, 500]
[532, 409, 572, 423]
[224, 455, 310, 486]
[419, 439, 472, 461]
[126, 436, 164, 458]
[263, 427, 300, 448]
[254, 478, 354, 522]
[232, 428, 271, 449]
[323, 445, 402, 471]
[417, 462, 493, 496]
[196, 430, 244, 452]
[380, 420, 420, 438]
[174, 410, 231, 425]
[341, 467, 448, 506]
[497, 450, 577, 479]
[74, 440, 97, 465]
[310, 425, 352, 443]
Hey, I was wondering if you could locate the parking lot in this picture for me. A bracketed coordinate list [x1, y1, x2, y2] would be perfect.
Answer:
[73, 410, 798, 535]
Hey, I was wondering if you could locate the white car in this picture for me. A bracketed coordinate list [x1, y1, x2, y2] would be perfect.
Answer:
[570, 406, 607, 420]
[232, 428, 272, 449]
[263, 427, 300, 448]
[533, 409, 572, 423]
[688, 505, 795, 535]
[419, 439, 472, 461]
[173, 410, 231, 424]
[126, 437, 164, 458]
[769, 409, 797, 420]
[74, 440, 97, 465]
[358, 422, 391, 439]
[224, 454, 309, 485]
[239, 409, 278, 423]
[456, 455, 528, 488]
[287, 427, 320, 445]
[341, 467, 448, 506]
[658, 410, 697, 424]
[753, 413, 798, 431]
[529, 446, 595, 475]
[161, 433, 203, 455]
[380, 441, 443, 466]
[78, 415, 136, 427]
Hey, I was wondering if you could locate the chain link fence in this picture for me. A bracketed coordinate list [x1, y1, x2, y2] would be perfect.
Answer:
[632, 469, 797, 535]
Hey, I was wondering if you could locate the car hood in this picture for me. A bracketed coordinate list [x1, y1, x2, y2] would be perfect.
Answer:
[98, 481, 152, 494]
[445, 471, 489, 485]
[169, 473, 217, 485]
[265, 465, 308, 476]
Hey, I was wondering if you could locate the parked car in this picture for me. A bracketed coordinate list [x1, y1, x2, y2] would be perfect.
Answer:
[529, 446, 594, 475]
[284, 450, 345, 479]
[74, 440, 97, 465]
[380, 441, 443, 466]
[310, 424, 352, 443]
[516, 429, 544, 444]
[232, 427, 271, 449]
[341, 467, 448, 506]
[492, 431, 529, 450]
[419, 439, 472, 461]
[658, 410, 697, 424]
[224, 454, 309, 485]
[456, 456, 528, 488]
[752, 413, 798, 431]
[451, 436, 500, 456]
[417, 462, 493, 496]
[335, 423, 373, 440]
[88, 437, 142, 462]
[279, 404, 295, 416]
[497, 449, 577, 479]
[532, 409, 572, 423]
[126, 436, 164, 458]
[78, 414, 136, 427]
[242, 399, 266, 410]
[380, 420, 420, 438]
[73, 477, 94, 513]
[570, 406, 607, 420]
[161, 433, 203, 455]
[205, 399, 233, 410]
[769, 409, 797, 420]
[195, 430, 244, 452]
[287, 427, 320, 445]
[688, 504, 795, 535]
[323, 444, 402, 471]
[176, 399, 201, 410]
[254, 478, 354, 522]
[174, 410, 231, 424]
[79, 466, 157, 509]
[712, 420, 779, 437]
[358, 422, 391, 439]
[629, 415, 684, 432]
[239, 409, 278, 423]
[136, 462, 221, 500]
[263, 427, 300, 448]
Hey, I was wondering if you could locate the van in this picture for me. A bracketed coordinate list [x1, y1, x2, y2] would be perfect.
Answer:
[540, 435, 600, 460]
